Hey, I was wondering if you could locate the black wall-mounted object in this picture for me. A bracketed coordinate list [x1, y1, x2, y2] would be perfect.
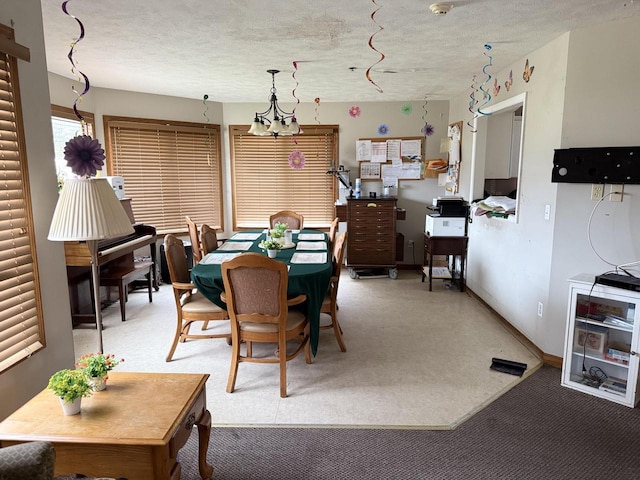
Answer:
[551, 146, 640, 184]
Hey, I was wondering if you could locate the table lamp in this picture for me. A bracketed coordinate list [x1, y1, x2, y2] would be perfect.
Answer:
[48, 177, 134, 352]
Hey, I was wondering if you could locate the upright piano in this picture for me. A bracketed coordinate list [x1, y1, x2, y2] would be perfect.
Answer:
[64, 202, 158, 327]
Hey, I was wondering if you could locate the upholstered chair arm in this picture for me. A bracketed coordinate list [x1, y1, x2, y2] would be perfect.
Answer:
[0, 441, 55, 480]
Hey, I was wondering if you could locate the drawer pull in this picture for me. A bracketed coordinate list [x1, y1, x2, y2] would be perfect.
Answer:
[367, 203, 377, 207]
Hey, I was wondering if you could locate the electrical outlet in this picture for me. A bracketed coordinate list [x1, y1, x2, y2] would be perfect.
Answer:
[537, 302, 544, 317]
[610, 184, 624, 202]
[591, 184, 604, 200]
[408, 239, 414, 248]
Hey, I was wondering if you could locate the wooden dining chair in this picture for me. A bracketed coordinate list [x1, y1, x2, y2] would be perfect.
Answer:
[269, 210, 304, 230]
[328, 216, 339, 249]
[221, 252, 311, 397]
[200, 224, 219, 255]
[320, 231, 347, 352]
[185, 215, 203, 263]
[163, 234, 230, 362]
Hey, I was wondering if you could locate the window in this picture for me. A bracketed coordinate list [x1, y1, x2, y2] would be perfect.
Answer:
[104, 116, 223, 233]
[51, 105, 95, 188]
[469, 92, 527, 221]
[0, 24, 46, 372]
[230, 125, 338, 229]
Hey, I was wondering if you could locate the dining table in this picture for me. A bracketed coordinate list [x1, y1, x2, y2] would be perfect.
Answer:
[190, 229, 333, 356]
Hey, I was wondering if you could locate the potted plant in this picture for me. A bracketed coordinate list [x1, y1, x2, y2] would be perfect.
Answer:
[47, 369, 92, 415]
[259, 239, 283, 258]
[76, 352, 123, 391]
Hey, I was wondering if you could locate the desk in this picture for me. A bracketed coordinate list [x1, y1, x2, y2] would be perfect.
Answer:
[422, 233, 469, 292]
[191, 230, 332, 356]
[0, 372, 213, 480]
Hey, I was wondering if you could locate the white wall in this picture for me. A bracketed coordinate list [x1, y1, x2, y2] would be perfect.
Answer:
[0, 0, 76, 419]
[452, 15, 640, 357]
[548, 16, 640, 354]
[450, 34, 569, 353]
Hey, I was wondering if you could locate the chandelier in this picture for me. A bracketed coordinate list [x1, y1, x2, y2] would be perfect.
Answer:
[248, 69, 302, 137]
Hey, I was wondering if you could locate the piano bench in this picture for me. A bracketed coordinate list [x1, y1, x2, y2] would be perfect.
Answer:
[100, 260, 154, 322]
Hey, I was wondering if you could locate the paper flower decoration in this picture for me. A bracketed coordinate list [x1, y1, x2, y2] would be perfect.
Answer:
[421, 124, 435, 136]
[401, 104, 413, 115]
[377, 124, 389, 135]
[349, 105, 361, 118]
[64, 135, 105, 177]
[288, 150, 306, 169]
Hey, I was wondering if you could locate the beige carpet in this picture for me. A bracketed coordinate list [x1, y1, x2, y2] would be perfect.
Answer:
[72, 269, 541, 429]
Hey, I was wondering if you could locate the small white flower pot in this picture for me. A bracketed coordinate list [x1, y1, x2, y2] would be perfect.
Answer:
[267, 249, 278, 258]
[59, 397, 82, 415]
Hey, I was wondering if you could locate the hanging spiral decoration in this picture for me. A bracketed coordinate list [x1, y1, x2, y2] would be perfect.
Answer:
[365, 0, 385, 94]
[477, 44, 493, 116]
[203, 94, 212, 165]
[62, 1, 90, 124]
[467, 74, 479, 133]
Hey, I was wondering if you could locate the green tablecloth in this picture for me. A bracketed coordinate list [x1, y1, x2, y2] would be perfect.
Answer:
[190, 230, 332, 356]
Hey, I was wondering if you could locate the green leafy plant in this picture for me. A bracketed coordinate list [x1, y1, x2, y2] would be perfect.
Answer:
[76, 352, 123, 379]
[274, 222, 288, 233]
[269, 228, 284, 239]
[47, 369, 93, 403]
[259, 239, 283, 251]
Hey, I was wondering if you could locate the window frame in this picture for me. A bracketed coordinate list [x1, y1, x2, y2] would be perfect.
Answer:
[0, 23, 46, 373]
[229, 124, 339, 230]
[50, 104, 95, 186]
[103, 115, 224, 234]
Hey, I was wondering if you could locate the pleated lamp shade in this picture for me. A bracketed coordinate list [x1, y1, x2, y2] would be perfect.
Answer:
[48, 177, 134, 241]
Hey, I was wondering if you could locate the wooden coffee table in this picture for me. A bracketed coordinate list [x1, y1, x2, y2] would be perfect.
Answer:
[0, 372, 213, 480]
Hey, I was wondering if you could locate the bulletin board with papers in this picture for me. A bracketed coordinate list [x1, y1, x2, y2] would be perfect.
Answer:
[355, 137, 425, 183]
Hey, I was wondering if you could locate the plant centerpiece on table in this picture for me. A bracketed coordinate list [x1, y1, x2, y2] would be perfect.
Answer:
[76, 352, 123, 391]
[47, 369, 92, 415]
[259, 238, 283, 258]
[269, 222, 288, 247]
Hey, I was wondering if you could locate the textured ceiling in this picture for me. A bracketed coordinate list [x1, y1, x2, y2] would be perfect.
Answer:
[40, 0, 639, 103]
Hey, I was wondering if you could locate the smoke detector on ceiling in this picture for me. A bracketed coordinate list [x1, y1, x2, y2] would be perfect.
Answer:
[429, 3, 452, 15]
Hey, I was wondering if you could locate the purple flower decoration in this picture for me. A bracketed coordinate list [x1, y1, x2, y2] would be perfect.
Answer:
[288, 150, 306, 169]
[64, 135, 105, 177]
[377, 124, 389, 135]
[421, 124, 435, 137]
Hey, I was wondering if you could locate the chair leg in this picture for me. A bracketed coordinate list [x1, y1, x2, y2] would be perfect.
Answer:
[202, 320, 210, 331]
[246, 341, 252, 358]
[147, 271, 153, 303]
[331, 308, 347, 352]
[304, 325, 312, 364]
[279, 337, 287, 398]
[226, 333, 240, 393]
[165, 319, 183, 362]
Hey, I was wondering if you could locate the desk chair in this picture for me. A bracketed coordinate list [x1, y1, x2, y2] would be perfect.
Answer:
[185, 215, 203, 263]
[163, 234, 230, 362]
[320, 231, 347, 352]
[221, 253, 311, 397]
[269, 210, 304, 230]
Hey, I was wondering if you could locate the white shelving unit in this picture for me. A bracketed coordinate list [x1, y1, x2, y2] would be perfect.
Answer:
[562, 274, 639, 407]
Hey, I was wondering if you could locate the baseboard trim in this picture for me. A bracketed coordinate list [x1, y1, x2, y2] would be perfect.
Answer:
[465, 287, 562, 369]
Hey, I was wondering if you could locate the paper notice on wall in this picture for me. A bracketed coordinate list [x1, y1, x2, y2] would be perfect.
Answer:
[386, 139, 401, 164]
[371, 142, 387, 163]
[449, 140, 460, 165]
[356, 140, 372, 161]
[401, 139, 421, 158]
[438, 172, 449, 186]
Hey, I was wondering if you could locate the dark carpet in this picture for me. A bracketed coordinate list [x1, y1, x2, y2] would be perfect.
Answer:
[179, 366, 640, 479]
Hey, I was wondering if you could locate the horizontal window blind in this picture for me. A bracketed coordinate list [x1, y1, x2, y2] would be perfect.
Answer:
[230, 125, 338, 229]
[105, 117, 223, 234]
[0, 24, 46, 373]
